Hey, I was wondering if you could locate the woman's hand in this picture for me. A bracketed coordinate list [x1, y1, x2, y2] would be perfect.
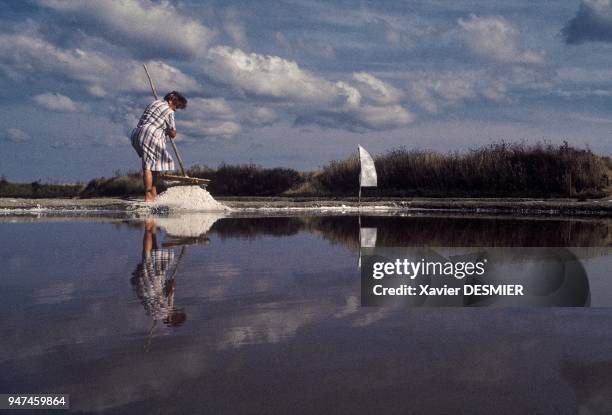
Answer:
[167, 128, 177, 139]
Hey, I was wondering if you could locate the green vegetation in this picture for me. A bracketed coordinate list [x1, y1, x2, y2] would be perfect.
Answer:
[1, 142, 610, 199]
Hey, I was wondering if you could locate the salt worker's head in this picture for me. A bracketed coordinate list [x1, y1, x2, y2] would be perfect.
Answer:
[164, 91, 187, 111]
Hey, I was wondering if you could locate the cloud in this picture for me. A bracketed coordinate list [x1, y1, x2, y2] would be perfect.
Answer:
[203, 46, 414, 130]
[36, 0, 214, 59]
[0, 32, 201, 96]
[32, 92, 84, 112]
[224, 8, 249, 50]
[407, 65, 553, 114]
[178, 97, 241, 138]
[563, 0, 612, 44]
[244, 107, 279, 126]
[364, 16, 412, 49]
[352, 72, 403, 105]
[4, 128, 31, 143]
[204, 46, 334, 102]
[457, 15, 544, 64]
[409, 78, 478, 114]
[295, 103, 415, 132]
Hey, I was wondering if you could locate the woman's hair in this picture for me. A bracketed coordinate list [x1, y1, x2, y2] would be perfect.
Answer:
[164, 91, 187, 109]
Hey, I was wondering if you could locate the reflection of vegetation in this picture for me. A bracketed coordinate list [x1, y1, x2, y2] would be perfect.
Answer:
[208, 215, 612, 248]
[363, 216, 611, 248]
[210, 217, 305, 239]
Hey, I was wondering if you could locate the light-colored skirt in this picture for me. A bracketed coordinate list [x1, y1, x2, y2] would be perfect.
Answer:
[131, 125, 175, 172]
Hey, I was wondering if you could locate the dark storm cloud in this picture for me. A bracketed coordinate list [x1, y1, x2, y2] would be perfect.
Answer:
[563, 0, 612, 44]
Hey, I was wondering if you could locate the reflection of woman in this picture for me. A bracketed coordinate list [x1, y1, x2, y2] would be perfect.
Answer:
[131, 219, 186, 326]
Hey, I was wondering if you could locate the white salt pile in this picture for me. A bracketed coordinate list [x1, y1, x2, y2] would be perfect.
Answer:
[152, 186, 229, 211]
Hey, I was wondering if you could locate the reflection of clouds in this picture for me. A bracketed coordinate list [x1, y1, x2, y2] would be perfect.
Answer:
[334, 295, 359, 318]
[562, 360, 612, 415]
[218, 301, 333, 348]
[34, 282, 75, 304]
[2, 216, 612, 413]
[203, 263, 241, 299]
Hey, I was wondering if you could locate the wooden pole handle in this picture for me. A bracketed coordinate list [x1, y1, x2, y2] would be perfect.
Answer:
[143, 64, 158, 100]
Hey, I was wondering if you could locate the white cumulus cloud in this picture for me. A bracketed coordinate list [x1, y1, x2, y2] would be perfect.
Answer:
[409, 78, 478, 114]
[205, 46, 334, 103]
[353, 72, 403, 105]
[203, 46, 414, 131]
[179, 97, 241, 138]
[457, 15, 544, 65]
[36, 0, 214, 59]
[244, 107, 279, 126]
[0, 32, 201, 96]
[32, 92, 84, 112]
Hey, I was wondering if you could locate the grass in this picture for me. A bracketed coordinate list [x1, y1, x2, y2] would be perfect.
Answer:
[1, 142, 610, 199]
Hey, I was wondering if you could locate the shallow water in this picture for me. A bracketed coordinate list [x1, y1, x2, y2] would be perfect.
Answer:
[0, 213, 611, 414]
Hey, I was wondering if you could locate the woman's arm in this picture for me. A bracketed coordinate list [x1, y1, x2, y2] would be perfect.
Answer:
[166, 110, 177, 139]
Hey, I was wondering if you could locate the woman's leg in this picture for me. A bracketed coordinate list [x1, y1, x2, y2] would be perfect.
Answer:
[143, 168, 155, 202]
[151, 171, 159, 198]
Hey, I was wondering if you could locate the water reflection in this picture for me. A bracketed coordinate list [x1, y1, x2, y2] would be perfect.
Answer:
[130, 215, 222, 347]
[206, 214, 612, 247]
[130, 219, 185, 328]
[0, 213, 610, 414]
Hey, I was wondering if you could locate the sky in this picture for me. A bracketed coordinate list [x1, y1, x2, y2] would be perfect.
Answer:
[1, 0, 612, 182]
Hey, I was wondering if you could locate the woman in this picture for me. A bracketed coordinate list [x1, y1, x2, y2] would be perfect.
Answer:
[131, 91, 187, 202]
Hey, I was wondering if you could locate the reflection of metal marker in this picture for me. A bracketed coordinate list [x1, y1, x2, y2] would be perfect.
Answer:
[358, 214, 377, 269]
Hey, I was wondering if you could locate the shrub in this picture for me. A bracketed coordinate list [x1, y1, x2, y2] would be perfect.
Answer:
[315, 142, 610, 198]
[188, 164, 303, 196]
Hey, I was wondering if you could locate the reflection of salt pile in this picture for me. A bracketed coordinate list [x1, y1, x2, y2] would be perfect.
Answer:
[155, 213, 224, 237]
[153, 186, 229, 211]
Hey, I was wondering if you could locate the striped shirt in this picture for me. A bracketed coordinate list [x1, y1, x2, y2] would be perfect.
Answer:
[130, 100, 176, 171]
